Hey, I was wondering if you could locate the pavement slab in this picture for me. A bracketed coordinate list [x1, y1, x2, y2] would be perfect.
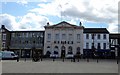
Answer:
[1, 59, 118, 73]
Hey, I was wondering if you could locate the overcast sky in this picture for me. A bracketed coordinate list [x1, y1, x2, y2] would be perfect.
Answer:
[0, 0, 119, 33]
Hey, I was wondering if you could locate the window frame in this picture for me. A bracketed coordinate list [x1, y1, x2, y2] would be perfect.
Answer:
[2, 33, 6, 40]
[97, 34, 101, 39]
[77, 34, 80, 40]
[103, 34, 106, 39]
[103, 43, 106, 49]
[47, 33, 51, 40]
[86, 34, 89, 39]
[86, 42, 89, 49]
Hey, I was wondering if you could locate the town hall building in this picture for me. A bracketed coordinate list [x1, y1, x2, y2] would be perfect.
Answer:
[44, 21, 84, 57]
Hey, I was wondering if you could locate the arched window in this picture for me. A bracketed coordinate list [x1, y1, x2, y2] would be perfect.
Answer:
[55, 46, 58, 49]
[54, 46, 58, 50]
[68, 46, 73, 54]
[47, 46, 50, 54]
[47, 46, 50, 48]
[46, 51, 51, 57]
[46, 51, 51, 54]
[61, 46, 66, 57]
[61, 46, 65, 50]
[76, 47, 80, 54]
[77, 47, 80, 52]
[54, 46, 59, 54]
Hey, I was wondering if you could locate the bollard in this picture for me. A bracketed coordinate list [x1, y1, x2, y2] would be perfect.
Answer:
[73, 58, 75, 62]
[53, 57, 55, 62]
[97, 59, 98, 63]
[17, 57, 19, 62]
[62, 58, 64, 62]
[97, 56, 99, 63]
[117, 59, 119, 64]
[41, 58, 42, 61]
[77, 59, 79, 62]
[87, 58, 89, 62]
[25, 57, 26, 62]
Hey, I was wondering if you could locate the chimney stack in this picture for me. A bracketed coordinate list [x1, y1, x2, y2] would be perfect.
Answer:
[47, 22, 50, 26]
[1, 25, 5, 29]
[79, 22, 82, 26]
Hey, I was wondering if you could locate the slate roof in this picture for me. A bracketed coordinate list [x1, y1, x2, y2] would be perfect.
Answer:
[53, 21, 76, 27]
[11, 31, 44, 33]
[83, 28, 109, 33]
[109, 33, 120, 39]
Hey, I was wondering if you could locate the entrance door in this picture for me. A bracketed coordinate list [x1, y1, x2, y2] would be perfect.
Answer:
[61, 46, 66, 58]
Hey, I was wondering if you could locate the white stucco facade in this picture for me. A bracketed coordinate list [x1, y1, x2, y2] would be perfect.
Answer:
[83, 33, 110, 50]
[44, 21, 84, 57]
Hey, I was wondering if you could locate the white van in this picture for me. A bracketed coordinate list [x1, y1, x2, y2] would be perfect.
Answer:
[1, 51, 18, 60]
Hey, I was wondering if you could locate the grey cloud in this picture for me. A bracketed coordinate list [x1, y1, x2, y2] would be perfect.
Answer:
[19, 15, 48, 30]
[61, 5, 116, 24]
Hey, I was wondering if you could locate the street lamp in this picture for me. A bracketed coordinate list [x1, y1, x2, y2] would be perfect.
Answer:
[24, 42, 27, 62]
[91, 33, 98, 63]
[92, 33, 95, 58]
[32, 35, 40, 62]
[61, 42, 65, 62]
[115, 45, 119, 64]
[39, 36, 43, 61]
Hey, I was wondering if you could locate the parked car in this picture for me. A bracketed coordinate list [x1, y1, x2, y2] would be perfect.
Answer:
[66, 52, 74, 59]
[44, 51, 51, 58]
[1, 51, 18, 60]
[50, 51, 59, 58]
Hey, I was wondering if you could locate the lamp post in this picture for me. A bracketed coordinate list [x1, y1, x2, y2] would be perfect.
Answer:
[39, 36, 43, 61]
[32, 35, 40, 62]
[24, 42, 27, 62]
[115, 45, 119, 64]
[33, 35, 35, 61]
[62, 42, 65, 62]
[92, 33, 98, 62]
[92, 34, 95, 58]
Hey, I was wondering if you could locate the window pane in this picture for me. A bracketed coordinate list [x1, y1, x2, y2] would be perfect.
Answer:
[77, 34, 80, 40]
[97, 43, 101, 49]
[86, 34, 89, 39]
[55, 34, 59, 40]
[12, 33, 15, 37]
[103, 34, 106, 39]
[86, 43, 89, 49]
[103, 43, 106, 49]
[47, 34, 51, 40]
[69, 34, 72, 40]
[2, 34, 6, 40]
[62, 34, 66, 40]
[97, 34, 100, 39]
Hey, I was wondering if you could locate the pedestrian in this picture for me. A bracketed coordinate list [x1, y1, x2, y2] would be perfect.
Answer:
[17, 56, 19, 62]
[17, 51, 19, 62]
[71, 55, 75, 62]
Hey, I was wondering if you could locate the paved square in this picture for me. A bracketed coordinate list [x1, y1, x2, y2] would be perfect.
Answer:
[1, 59, 118, 73]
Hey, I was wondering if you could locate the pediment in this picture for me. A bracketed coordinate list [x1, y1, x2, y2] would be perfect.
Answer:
[53, 21, 76, 27]
[44, 21, 84, 29]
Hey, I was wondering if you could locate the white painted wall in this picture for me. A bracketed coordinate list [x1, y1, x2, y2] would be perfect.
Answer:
[83, 33, 109, 50]
[44, 26, 84, 57]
